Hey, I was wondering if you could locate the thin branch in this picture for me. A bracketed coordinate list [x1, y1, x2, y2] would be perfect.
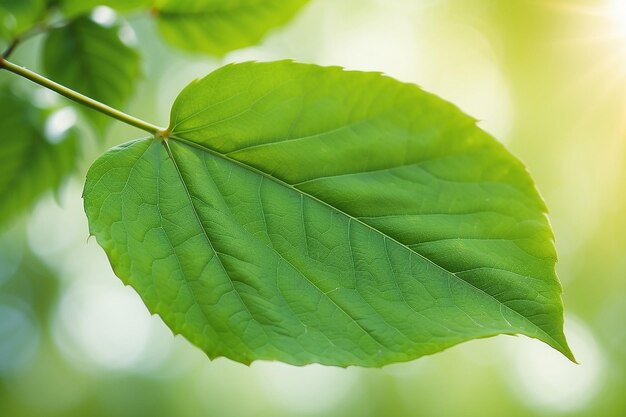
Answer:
[0, 58, 166, 136]
[2, 38, 21, 59]
[2, 18, 69, 59]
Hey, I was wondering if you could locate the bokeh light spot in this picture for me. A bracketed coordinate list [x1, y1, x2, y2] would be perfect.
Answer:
[44, 107, 76, 144]
[52, 279, 165, 371]
[90, 6, 116, 27]
[506, 316, 604, 413]
[254, 362, 358, 414]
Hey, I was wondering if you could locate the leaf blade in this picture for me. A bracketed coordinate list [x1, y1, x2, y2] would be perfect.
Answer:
[84, 61, 574, 366]
[154, 0, 308, 56]
[42, 16, 141, 132]
[57, 0, 152, 18]
[0, 0, 45, 39]
[0, 88, 80, 230]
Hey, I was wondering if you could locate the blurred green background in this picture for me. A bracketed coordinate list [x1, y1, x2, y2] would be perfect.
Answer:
[1, 0, 625, 416]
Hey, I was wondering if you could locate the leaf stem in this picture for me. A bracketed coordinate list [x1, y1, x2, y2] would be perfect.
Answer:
[0, 58, 165, 136]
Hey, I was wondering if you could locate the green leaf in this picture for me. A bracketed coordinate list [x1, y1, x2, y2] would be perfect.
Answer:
[42, 16, 141, 132]
[0, 88, 79, 230]
[0, 0, 45, 39]
[153, 0, 308, 56]
[56, 0, 153, 18]
[83, 61, 574, 367]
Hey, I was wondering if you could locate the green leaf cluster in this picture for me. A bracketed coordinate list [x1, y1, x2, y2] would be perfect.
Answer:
[0, 0, 308, 231]
[53, 0, 309, 56]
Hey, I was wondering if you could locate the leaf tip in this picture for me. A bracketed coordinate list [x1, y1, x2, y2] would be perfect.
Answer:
[539, 329, 577, 364]
[560, 343, 578, 364]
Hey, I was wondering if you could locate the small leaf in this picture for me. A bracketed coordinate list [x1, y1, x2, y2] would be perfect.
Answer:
[56, 0, 152, 18]
[84, 61, 574, 367]
[153, 0, 309, 56]
[0, 88, 79, 230]
[0, 0, 45, 39]
[42, 16, 141, 132]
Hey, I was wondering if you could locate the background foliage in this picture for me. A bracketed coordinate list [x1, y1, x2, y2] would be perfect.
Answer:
[0, 0, 624, 416]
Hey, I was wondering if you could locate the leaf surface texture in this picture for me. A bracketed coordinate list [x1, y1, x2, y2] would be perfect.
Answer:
[84, 61, 574, 366]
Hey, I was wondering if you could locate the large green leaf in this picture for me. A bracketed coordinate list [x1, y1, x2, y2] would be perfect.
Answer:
[153, 0, 308, 55]
[83, 61, 574, 367]
[42, 16, 141, 132]
[0, 88, 79, 230]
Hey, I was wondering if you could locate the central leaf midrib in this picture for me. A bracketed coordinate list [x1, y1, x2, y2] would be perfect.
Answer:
[167, 135, 567, 355]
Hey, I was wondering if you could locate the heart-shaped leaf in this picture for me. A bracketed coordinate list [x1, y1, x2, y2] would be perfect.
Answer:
[84, 61, 574, 367]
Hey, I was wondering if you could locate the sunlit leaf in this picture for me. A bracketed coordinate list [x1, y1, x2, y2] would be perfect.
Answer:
[83, 61, 574, 367]
[42, 16, 141, 132]
[153, 0, 308, 55]
[0, 88, 79, 230]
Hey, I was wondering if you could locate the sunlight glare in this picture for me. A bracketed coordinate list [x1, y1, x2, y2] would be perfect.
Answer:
[610, 0, 626, 38]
